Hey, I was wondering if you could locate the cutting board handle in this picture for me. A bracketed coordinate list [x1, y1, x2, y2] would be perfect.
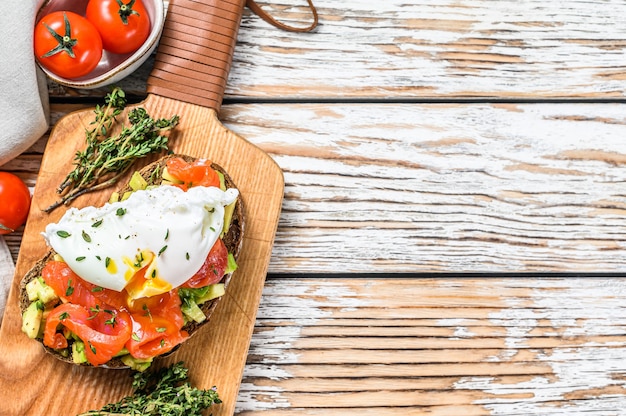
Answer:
[146, 0, 246, 112]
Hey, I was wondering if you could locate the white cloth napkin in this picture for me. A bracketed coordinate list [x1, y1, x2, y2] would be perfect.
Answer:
[0, 237, 14, 323]
[0, 0, 50, 166]
[0, 0, 50, 322]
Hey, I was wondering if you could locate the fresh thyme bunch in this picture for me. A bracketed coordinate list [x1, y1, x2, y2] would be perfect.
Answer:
[77, 362, 222, 416]
[45, 88, 179, 212]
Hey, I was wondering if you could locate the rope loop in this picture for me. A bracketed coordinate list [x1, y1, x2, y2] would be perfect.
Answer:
[246, 0, 318, 32]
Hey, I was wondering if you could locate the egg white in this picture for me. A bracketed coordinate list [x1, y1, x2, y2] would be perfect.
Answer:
[43, 185, 238, 299]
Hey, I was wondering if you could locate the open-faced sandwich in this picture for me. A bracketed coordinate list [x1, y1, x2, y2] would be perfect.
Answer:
[19, 154, 244, 370]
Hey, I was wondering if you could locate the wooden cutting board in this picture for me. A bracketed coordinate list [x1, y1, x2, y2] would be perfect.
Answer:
[0, 0, 284, 414]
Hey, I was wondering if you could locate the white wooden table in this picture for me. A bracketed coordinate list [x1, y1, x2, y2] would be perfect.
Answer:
[5, 1, 626, 414]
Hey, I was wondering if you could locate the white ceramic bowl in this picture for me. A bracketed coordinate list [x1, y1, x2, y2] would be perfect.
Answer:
[36, 0, 164, 89]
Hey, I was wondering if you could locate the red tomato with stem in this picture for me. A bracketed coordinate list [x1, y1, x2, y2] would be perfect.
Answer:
[34, 11, 103, 79]
[0, 172, 31, 234]
[86, 0, 151, 55]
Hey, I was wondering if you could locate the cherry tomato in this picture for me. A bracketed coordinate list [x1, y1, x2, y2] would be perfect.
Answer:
[166, 157, 221, 191]
[182, 239, 228, 288]
[34, 11, 103, 79]
[86, 0, 151, 55]
[0, 172, 31, 234]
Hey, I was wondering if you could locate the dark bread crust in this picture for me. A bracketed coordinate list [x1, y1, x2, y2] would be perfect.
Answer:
[19, 154, 244, 368]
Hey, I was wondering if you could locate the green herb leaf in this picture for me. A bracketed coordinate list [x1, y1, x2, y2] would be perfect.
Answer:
[76, 362, 221, 416]
[44, 88, 179, 213]
[76, 256, 86, 262]
[116, 208, 126, 216]
[143, 303, 152, 319]
[105, 313, 117, 327]
[56, 230, 71, 238]
[87, 305, 100, 320]
[133, 251, 144, 268]
[66, 279, 74, 296]
[92, 219, 103, 228]
[82, 230, 91, 243]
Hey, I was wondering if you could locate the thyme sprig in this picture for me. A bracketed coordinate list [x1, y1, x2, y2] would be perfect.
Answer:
[76, 362, 222, 416]
[58, 87, 127, 195]
[45, 88, 179, 213]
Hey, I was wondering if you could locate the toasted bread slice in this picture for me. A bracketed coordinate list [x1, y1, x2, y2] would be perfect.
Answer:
[19, 154, 244, 368]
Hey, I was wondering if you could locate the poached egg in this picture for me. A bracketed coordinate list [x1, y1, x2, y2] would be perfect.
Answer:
[43, 185, 238, 299]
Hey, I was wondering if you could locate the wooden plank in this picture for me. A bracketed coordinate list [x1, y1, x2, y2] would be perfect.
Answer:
[233, 0, 626, 99]
[47, 0, 626, 99]
[5, 101, 626, 273]
[236, 277, 626, 415]
[219, 102, 626, 273]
